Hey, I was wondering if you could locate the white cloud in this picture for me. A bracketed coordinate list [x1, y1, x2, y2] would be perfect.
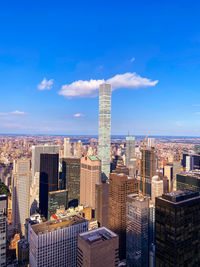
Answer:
[130, 57, 135, 62]
[73, 113, 85, 118]
[38, 78, 54, 90]
[11, 110, 26, 115]
[59, 72, 158, 98]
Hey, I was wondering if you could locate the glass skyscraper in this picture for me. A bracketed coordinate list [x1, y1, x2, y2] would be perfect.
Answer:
[98, 83, 111, 181]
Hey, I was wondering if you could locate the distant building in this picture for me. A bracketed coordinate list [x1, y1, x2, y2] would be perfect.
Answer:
[109, 173, 138, 260]
[80, 156, 101, 209]
[77, 227, 119, 267]
[0, 194, 7, 267]
[98, 83, 111, 181]
[141, 148, 157, 196]
[151, 175, 163, 204]
[39, 153, 59, 218]
[147, 138, 155, 148]
[29, 215, 88, 267]
[125, 136, 136, 177]
[64, 138, 71, 158]
[155, 190, 200, 266]
[61, 157, 80, 207]
[176, 171, 200, 193]
[126, 194, 149, 267]
[164, 163, 173, 192]
[12, 159, 31, 235]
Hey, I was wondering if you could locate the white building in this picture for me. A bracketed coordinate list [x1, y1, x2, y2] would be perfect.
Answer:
[98, 83, 111, 181]
[125, 136, 136, 177]
[147, 138, 155, 148]
[151, 175, 163, 204]
[29, 215, 88, 267]
[12, 159, 31, 235]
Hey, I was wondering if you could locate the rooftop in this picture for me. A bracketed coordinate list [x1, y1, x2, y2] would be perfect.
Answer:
[88, 156, 99, 161]
[31, 215, 87, 235]
[79, 227, 117, 245]
[161, 190, 199, 203]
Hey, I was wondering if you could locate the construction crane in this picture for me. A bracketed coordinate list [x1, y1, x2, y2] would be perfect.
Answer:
[142, 132, 149, 196]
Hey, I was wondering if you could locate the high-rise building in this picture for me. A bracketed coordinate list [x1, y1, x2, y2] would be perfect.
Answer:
[173, 160, 182, 191]
[61, 157, 80, 207]
[30, 172, 40, 215]
[141, 148, 157, 196]
[126, 194, 149, 267]
[95, 182, 109, 227]
[12, 159, 31, 235]
[77, 227, 119, 267]
[39, 153, 59, 218]
[32, 145, 59, 184]
[98, 83, 111, 181]
[155, 190, 200, 266]
[64, 138, 71, 158]
[29, 215, 88, 267]
[0, 194, 7, 267]
[48, 189, 68, 219]
[147, 138, 155, 148]
[109, 173, 138, 260]
[151, 175, 163, 204]
[164, 164, 173, 192]
[176, 171, 200, 193]
[80, 156, 101, 209]
[125, 136, 136, 177]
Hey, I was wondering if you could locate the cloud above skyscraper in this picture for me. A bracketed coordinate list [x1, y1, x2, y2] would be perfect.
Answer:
[38, 78, 54, 90]
[59, 72, 158, 98]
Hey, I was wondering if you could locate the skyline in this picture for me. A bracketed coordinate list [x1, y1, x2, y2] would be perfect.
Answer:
[1, 1, 200, 135]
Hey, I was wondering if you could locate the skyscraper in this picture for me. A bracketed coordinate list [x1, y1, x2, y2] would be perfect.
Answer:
[32, 145, 59, 183]
[155, 190, 200, 266]
[12, 159, 31, 235]
[61, 157, 80, 207]
[147, 138, 155, 148]
[77, 227, 119, 267]
[98, 83, 111, 181]
[164, 164, 173, 192]
[126, 194, 149, 267]
[80, 156, 101, 209]
[141, 148, 157, 196]
[109, 173, 138, 260]
[95, 182, 109, 227]
[39, 153, 59, 218]
[151, 175, 163, 204]
[64, 138, 71, 158]
[48, 189, 68, 219]
[29, 215, 88, 267]
[125, 136, 136, 176]
[0, 194, 7, 267]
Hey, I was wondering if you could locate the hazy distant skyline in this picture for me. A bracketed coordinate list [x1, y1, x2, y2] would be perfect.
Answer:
[1, 1, 200, 136]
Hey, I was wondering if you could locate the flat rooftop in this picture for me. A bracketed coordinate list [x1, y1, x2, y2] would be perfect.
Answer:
[31, 215, 87, 235]
[161, 190, 199, 203]
[79, 227, 117, 245]
[177, 170, 200, 180]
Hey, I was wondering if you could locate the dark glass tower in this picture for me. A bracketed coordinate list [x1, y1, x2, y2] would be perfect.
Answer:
[155, 190, 200, 266]
[62, 158, 80, 207]
[39, 153, 58, 218]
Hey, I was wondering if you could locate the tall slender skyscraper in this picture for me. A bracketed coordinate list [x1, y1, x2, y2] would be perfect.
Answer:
[0, 194, 7, 267]
[98, 83, 111, 181]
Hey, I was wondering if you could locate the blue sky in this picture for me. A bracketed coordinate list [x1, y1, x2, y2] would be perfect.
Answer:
[1, 0, 200, 135]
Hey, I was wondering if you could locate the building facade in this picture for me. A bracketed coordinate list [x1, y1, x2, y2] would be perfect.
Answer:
[61, 157, 80, 207]
[12, 159, 31, 235]
[77, 227, 119, 267]
[0, 195, 7, 267]
[39, 153, 59, 218]
[80, 156, 101, 209]
[155, 190, 200, 266]
[95, 182, 109, 227]
[109, 173, 138, 260]
[98, 83, 111, 181]
[29, 215, 88, 267]
[48, 189, 68, 219]
[126, 194, 149, 267]
[64, 138, 71, 158]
